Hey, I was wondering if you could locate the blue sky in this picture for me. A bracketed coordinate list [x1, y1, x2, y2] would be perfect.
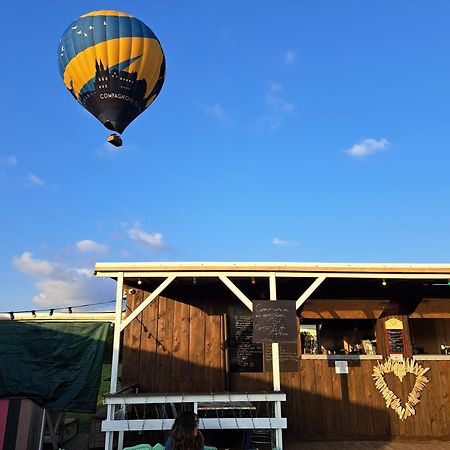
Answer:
[2, 1, 450, 312]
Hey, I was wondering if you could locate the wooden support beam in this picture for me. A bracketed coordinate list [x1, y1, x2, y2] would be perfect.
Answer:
[296, 276, 326, 310]
[120, 276, 175, 331]
[219, 275, 253, 311]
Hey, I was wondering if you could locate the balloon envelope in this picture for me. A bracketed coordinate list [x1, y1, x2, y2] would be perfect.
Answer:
[58, 10, 165, 134]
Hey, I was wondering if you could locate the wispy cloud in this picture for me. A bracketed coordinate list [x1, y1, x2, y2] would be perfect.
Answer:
[76, 239, 108, 253]
[0, 155, 18, 166]
[12, 251, 114, 307]
[128, 225, 167, 251]
[284, 50, 297, 65]
[203, 103, 229, 123]
[272, 237, 298, 248]
[260, 82, 295, 130]
[266, 83, 294, 114]
[27, 173, 46, 187]
[345, 138, 390, 158]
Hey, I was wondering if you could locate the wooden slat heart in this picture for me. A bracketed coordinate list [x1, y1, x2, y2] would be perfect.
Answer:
[372, 357, 430, 420]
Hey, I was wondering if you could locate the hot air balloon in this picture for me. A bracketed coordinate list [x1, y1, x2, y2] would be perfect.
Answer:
[58, 10, 165, 147]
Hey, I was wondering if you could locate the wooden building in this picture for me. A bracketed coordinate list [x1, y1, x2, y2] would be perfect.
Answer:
[94, 262, 450, 449]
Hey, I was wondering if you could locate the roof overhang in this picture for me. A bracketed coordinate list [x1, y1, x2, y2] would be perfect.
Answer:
[94, 261, 450, 277]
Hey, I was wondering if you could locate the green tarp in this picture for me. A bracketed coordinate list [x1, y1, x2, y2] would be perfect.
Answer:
[0, 321, 110, 413]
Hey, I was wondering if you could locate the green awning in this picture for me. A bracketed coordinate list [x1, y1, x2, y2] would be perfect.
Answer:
[0, 321, 110, 413]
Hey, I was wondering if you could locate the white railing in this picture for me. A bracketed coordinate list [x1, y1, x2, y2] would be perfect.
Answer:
[102, 392, 287, 449]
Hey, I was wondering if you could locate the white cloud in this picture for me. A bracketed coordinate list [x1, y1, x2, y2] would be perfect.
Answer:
[27, 173, 45, 187]
[0, 155, 17, 166]
[345, 138, 390, 157]
[259, 83, 295, 131]
[204, 103, 229, 122]
[76, 239, 108, 253]
[13, 251, 56, 278]
[272, 237, 298, 247]
[265, 83, 294, 114]
[12, 251, 114, 307]
[284, 50, 297, 65]
[128, 225, 167, 250]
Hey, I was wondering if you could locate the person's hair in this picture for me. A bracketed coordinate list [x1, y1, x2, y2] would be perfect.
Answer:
[170, 411, 204, 450]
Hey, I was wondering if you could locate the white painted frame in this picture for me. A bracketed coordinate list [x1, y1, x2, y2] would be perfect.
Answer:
[102, 393, 286, 437]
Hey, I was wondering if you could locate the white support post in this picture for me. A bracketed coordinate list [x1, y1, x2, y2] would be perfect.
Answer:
[219, 275, 253, 311]
[269, 272, 283, 450]
[295, 276, 326, 310]
[105, 272, 124, 450]
[38, 407, 46, 450]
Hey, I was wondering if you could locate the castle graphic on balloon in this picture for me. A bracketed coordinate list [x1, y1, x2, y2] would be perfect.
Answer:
[58, 10, 165, 147]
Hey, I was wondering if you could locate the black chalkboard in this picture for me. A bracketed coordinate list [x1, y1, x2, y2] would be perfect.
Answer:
[387, 329, 404, 354]
[264, 342, 299, 372]
[227, 306, 263, 372]
[252, 300, 297, 343]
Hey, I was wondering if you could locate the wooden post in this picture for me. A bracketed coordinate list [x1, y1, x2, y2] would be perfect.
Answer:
[223, 313, 231, 391]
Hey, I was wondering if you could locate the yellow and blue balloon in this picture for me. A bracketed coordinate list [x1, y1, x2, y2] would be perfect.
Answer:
[58, 10, 165, 139]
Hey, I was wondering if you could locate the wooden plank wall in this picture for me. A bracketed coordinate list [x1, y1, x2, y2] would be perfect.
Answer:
[122, 291, 450, 440]
[283, 359, 450, 439]
[122, 292, 225, 393]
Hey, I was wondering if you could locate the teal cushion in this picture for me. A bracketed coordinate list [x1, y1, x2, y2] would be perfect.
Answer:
[153, 444, 165, 450]
[123, 445, 153, 450]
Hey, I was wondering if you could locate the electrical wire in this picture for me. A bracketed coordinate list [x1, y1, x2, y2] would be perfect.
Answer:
[0, 299, 119, 315]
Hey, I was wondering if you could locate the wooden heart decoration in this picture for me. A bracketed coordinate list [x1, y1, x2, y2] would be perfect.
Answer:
[372, 357, 430, 420]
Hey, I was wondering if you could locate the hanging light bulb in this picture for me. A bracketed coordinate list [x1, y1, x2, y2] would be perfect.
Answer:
[49, 309, 54, 316]
[31, 310, 36, 318]
[9, 312, 14, 320]
[192, 277, 197, 285]
[251, 277, 256, 285]
[68, 307, 73, 314]
[382, 279, 387, 286]
[137, 278, 142, 285]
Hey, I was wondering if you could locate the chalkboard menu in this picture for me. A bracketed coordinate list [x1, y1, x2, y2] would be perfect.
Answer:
[253, 300, 297, 343]
[387, 329, 404, 354]
[384, 317, 405, 355]
[227, 305, 263, 372]
[264, 342, 299, 372]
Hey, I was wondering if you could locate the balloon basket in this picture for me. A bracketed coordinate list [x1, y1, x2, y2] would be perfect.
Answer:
[107, 134, 123, 147]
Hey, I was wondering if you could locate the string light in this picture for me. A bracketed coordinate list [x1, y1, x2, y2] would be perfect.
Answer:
[0, 300, 116, 320]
